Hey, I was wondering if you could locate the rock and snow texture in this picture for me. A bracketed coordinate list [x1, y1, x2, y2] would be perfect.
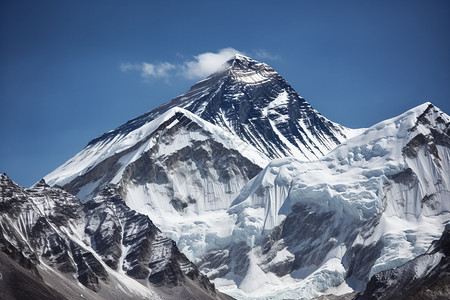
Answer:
[358, 224, 450, 299]
[205, 103, 450, 299]
[45, 107, 268, 200]
[44, 108, 266, 262]
[0, 174, 226, 300]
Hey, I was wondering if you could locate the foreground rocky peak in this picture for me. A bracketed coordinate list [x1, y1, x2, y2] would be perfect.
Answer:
[0, 174, 229, 300]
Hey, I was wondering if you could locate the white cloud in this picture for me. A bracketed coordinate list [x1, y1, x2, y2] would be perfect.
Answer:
[119, 62, 141, 72]
[253, 49, 281, 61]
[181, 47, 241, 79]
[120, 48, 248, 81]
[120, 61, 175, 79]
[141, 62, 176, 78]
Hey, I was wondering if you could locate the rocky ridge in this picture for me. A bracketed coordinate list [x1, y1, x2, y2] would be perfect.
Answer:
[0, 173, 229, 300]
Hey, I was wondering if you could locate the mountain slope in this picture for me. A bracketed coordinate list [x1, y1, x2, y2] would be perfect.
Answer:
[45, 55, 359, 202]
[206, 103, 450, 299]
[148, 54, 360, 160]
[0, 174, 229, 300]
[358, 224, 450, 300]
[44, 107, 266, 261]
[45, 107, 267, 202]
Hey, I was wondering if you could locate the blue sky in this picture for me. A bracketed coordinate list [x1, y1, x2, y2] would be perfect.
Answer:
[1, 0, 449, 187]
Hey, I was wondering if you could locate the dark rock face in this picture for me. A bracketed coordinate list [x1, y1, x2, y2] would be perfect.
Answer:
[357, 225, 450, 300]
[387, 168, 418, 186]
[0, 174, 107, 291]
[0, 174, 223, 299]
[199, 241, 251, 280]
[0, 250, 68, 300]
[0, 225, 41, 278]
[403, 103, 450, 167]
[70, 241, 108, 292]
[86, 185, 216, 292]
[256, 201, 386, 289]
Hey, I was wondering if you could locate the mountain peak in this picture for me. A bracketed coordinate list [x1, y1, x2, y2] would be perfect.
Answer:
[231, 52, 252, 61]
[227, 53, 257, 65]
[222, 54, 275, 83]
[80, 52, 355, 161]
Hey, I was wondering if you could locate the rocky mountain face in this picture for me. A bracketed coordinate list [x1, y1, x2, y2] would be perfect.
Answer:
[0, 174, 229, 300]
[45, 55, 359, 203]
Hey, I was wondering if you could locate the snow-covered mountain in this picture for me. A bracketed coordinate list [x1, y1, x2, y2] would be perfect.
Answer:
[211, 103, 450, 299]
[45, 55, 359, 203]
[44, 55, 359, 264]
[25, 53, 449, 299]
[0, 174, 230, 300]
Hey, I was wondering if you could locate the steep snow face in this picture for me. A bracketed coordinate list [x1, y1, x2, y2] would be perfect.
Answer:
[207, 103, 450, 299]
[79, 54, 359, 162]
[172, 54, 361, 160]
[233, 102, 450, 228]
[45, 107, 267, 201]
[45, 108, 265, 262]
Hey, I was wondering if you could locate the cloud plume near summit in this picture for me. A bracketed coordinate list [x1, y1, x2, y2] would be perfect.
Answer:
[120, 48, 243, 81]
[181, 47, 241, 79]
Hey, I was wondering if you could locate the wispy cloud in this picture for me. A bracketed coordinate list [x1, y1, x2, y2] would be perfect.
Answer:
[120, 48, 278, 82]
[119, 62, 141, 72]
[120, 62, 175, 79]
[142, 62, 176, 78]
[252, 49, 281, 61]
[181, 47, 241, 79]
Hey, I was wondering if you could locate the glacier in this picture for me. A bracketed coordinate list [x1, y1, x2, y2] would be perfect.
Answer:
[215, 102, 450, 299]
